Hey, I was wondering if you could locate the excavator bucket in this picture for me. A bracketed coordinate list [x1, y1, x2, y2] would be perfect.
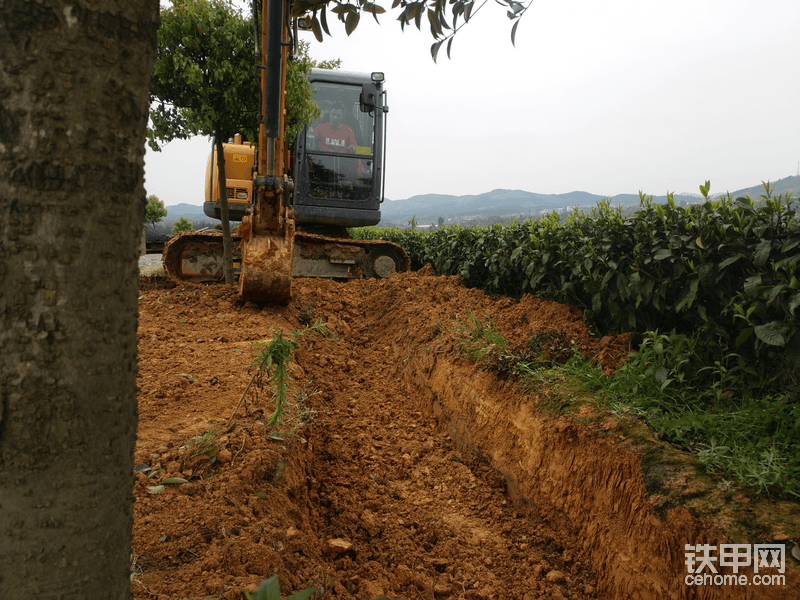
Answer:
[237, 219, 295, 304]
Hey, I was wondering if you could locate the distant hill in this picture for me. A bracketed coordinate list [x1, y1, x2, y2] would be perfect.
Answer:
[378, 188, 701, 227]
[164, 203, 208, 223]
[721, 175, 800, 201]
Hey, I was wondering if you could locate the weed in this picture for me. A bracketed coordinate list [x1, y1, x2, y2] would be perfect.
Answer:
[697, 439, 732, 473]
[187, 422, 223, 458]
[528, 330, 579, 365]
[298, 300, 317, 327]
[249, 320, 334, 427]
[572, 331, 800, 497]
[432, 317, 446, 335]
[453, 310, 508, 361]
[290, 387, 320, 435]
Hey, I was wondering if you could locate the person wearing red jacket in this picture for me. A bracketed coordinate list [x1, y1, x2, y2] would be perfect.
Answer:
[309, 107, 357, 154]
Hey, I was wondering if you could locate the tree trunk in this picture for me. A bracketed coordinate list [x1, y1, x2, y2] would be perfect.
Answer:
[0, 2, 159, 598]
[215, 132, 236, 284]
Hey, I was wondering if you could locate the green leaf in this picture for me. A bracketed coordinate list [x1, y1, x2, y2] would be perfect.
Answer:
[674, 277, 699, 311]
[743, 274, 762, 296]
[718, 255, 742, 269]
[735, 327, 754, 348]
[653, 248, 672, 260]
[430, 39, 444, 63]
[319, 6, 331, 35]
[310, 14, 323, 42]
[754, 322, 789, 346]
[147, 485, 165, 494]
[161, 477, 189, 484]
[287, 587, 315, 600]
[510, 19, 520, 47]
[247, 575, 281, 600]
[252, 492, 268, 499]
[789, 291, 800, 315]
[362, 3, 386, 15]
[697, 263, 714, 287]
[345, 10, 360, 35]
[753, 239, 771, 268]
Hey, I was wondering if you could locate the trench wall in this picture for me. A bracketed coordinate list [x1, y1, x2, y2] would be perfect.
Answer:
[398, 348, 798, 600]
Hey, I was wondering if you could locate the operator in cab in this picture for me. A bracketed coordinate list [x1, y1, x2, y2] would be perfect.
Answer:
[308, 106, 357, 154]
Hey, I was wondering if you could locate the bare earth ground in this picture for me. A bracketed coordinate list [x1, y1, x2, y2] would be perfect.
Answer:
[133, 268, 799, 600]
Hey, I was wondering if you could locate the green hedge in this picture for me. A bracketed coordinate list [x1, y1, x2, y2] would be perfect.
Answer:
[354, 185, 800, 388]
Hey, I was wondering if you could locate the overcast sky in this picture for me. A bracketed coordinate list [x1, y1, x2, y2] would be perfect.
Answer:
[143, 0, 800, 206]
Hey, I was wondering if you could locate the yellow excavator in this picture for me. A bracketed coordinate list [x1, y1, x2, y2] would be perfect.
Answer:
[162, 0, 409, 302]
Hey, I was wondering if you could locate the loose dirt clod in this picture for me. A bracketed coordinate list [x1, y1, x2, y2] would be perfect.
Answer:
[133, 271, 798, 600]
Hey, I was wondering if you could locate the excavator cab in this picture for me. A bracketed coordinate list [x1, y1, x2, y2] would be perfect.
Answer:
[294, 69, 388, 228]
[202, 69, 387, 228]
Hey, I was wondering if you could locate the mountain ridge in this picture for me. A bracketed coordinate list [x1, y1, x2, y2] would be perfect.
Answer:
[162, 175, 800, 226]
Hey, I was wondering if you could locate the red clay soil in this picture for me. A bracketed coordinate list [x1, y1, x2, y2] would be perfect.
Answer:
[132, 269, 799, 600]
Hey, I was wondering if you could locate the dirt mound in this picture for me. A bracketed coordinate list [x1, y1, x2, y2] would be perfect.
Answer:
[133, 271, 798, 599]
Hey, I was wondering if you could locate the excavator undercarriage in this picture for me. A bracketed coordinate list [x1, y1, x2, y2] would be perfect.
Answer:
[162, 229, 410, 288]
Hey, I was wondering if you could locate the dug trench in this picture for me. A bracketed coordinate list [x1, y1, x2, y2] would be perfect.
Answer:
[133, 268, 799, 600]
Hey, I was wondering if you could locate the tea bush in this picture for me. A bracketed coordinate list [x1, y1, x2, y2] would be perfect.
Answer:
[354, 183, 800, 394]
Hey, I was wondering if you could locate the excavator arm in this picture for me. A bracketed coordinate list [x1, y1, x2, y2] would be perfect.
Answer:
[237, 0, 295, 302]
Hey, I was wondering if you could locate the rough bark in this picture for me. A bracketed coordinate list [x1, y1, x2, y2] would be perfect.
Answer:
[215, 131, 236, 285]
[0, 1, 159, 597]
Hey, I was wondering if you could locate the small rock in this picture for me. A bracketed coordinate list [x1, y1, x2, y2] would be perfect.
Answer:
[360, 509, 383, 536]
[773, 533, 789, 541]
[433, 583, 453, 596]
[216, 448, 232, 464]
[286, 526, 301, 540]
[359, 580, 384, 599]
[545, 570, 566, 583]
[395, 564, 413, 586]
[325, 538, 352, 554]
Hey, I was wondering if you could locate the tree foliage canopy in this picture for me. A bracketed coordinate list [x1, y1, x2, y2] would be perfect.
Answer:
[292, 0, 531, 62]
[145, 194, 168, 228]
[148, 0, 259, 149]
[148, 1, 339, 150]
[172, 216, 195, 233]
